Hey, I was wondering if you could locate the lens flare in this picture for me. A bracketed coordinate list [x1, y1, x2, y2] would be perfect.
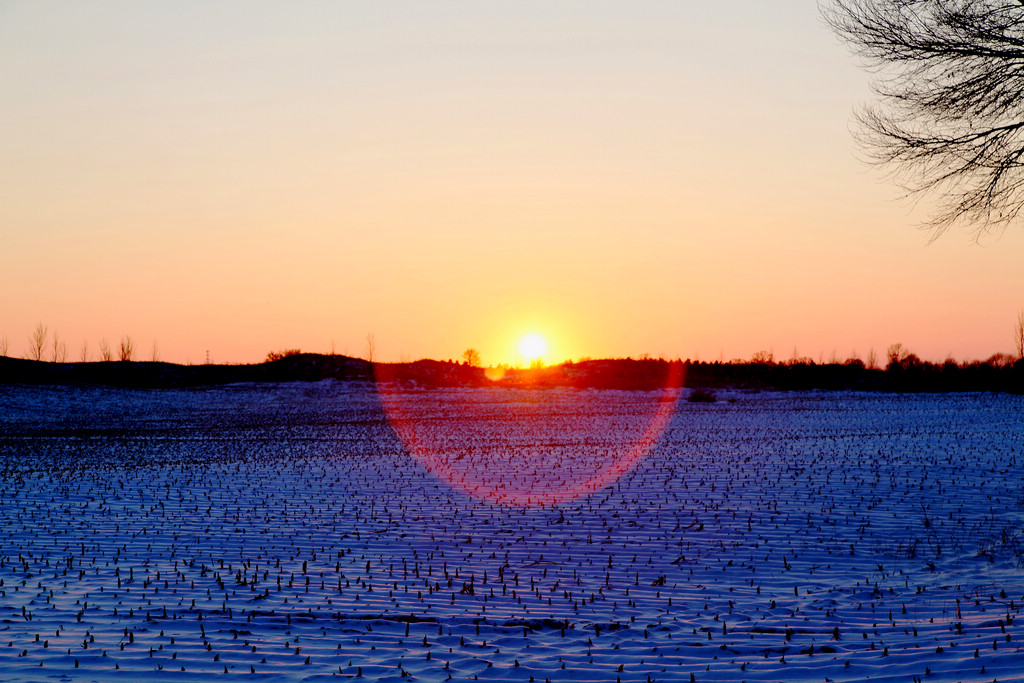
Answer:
[374, 362, 685, 507]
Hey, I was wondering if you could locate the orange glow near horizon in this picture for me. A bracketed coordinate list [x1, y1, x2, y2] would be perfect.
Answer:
[518, 334, 547, 365]
[1, 4, 1022, 366]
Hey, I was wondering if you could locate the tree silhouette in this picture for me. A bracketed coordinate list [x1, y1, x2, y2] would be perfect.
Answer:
[462, 348, 481, 367]
[51, 332, 67, 363]
[1015, 309, 1024, 359]
[98, 338, 113, 362]
[365, 333, 376, 364]
[886, 342, 907, 368]
[119, 335, 135, 362]
[824, 0, 1024, 237]
[266, 348, 302, 362]
[28, 323, 48, 361]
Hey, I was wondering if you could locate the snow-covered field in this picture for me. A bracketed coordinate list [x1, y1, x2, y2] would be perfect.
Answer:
[1, 382, 1022, 681]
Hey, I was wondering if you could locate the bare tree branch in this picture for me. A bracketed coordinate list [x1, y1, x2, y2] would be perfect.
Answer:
[28, 323, 48, 361]
[119, 335, 135, 362]
[365, 333, 376, 364]
[462, 348, 481, 367]
[1015, 309, 1024, 359]
[52, 332, 67, 363]
[823, 0, 1024, 238]
[98, 338, 113, 362]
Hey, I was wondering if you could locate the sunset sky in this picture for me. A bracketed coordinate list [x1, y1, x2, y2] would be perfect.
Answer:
[2, 1, 1022, 366]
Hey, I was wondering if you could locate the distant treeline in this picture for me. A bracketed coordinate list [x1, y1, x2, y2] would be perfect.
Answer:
[1, 353, 1021, 393]
[491, 357, 1024, 393]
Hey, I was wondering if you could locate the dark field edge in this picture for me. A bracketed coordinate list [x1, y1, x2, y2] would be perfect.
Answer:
[1, 354, 1022, 392]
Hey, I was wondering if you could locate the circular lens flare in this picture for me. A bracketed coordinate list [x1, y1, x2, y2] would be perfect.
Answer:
[374, 362, 685, 507]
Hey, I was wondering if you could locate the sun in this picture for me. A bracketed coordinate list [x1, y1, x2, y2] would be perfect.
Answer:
[518, 334, 547, 363]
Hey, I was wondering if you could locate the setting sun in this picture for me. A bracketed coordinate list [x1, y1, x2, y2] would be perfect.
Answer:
[518, 334, 547, 363]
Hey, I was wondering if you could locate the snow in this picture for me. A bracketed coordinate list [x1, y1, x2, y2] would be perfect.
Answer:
[1, 382, 1023, 681]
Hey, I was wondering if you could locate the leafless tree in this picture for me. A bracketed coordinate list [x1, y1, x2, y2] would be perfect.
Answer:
[886, 342, 907, 367]
[866, 346, 878, 369]
[28, 323, 48, 361]
[51, 332, 67, 363]
[365, 333, 376, 364]
[266, 348, 302, 362]
[1015, 309, 1024, 359]
[0, 335, 8, 357]
[462, 348, 481, 367]
[119, 335, 135, 362]
[151, 340, 160, 362]
[98, 338, 113, 362]
[824, 0, 1024, 238]
[986, 352, 1016, 367]
[80, 340, 89, 362]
